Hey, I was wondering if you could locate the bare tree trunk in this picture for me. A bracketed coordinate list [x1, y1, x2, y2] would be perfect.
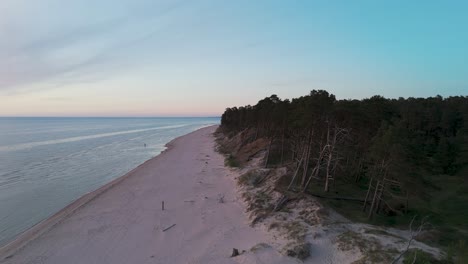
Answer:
[368, 180, 380, 219]
[324, 151, 333, 192]
[291, 147, 296, 162]
[324, 124, 335, 192]
[301, 129, 313, 188]
[302, 166, 317, 192]
[375, 180, 385, 214]
[280, 126, 285, 166]
[355, 159, 363, 182]
[287, 149, 306, 190]
[405, 192, 409, 214]
[367, 159, 388, 219]
[363, 177, 373, 212]
[300, 139, 308, 187]
[324, 142, 335, 192]
[254, 124, 259, 140]
[302, 141, 326, 192]
[332, 158, 339, 189]
[264, 138, 273, 168]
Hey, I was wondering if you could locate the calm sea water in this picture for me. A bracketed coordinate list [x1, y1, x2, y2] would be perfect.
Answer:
[0, 117, 218, 246]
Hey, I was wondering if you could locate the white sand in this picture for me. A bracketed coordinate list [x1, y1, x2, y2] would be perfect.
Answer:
[0, 126, 298, 264]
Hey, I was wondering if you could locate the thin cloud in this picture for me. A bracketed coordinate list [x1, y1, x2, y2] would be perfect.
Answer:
[0, 0, 189, 93]
[19, 18, 127, 55]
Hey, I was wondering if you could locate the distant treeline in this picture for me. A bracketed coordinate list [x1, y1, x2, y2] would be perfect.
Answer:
[220, 91, 468, 224]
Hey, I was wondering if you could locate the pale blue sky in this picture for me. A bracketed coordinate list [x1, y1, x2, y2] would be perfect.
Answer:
[0, 0, 467, 116]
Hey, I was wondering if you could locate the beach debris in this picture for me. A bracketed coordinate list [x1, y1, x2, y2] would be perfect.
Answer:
[273, 195, 289, 212]
[230, 248, 240, 257]
[250, 243, 272, 252]
[162, 224, 176, 232]
[184, 200, 195, 203]
[284, 242, 311, 260]
[218, 194, 225, 203]
[162, 201, 165, 211]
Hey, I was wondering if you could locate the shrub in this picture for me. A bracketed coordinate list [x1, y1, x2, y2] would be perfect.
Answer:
[238, 170, 264, 187]
[225, 154, 239, 167]
[403, 249, 449, 264]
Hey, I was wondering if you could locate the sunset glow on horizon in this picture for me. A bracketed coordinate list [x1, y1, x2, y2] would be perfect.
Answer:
[1, 0, 467, 117]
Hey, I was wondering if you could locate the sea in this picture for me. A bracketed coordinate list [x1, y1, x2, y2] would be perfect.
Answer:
[0, 117, 219, 246]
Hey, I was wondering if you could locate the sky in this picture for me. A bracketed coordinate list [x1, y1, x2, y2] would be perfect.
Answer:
[0, 0, 467, 117]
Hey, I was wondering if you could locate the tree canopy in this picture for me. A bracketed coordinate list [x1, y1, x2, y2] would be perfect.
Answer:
[220, 90, 468, 235]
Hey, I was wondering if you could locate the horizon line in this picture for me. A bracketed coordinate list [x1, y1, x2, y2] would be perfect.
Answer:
[0, 116, 221, 118]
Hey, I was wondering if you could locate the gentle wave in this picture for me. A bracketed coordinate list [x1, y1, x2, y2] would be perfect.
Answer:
[0, 117, 219, 247]
[0, 124, 188, 152]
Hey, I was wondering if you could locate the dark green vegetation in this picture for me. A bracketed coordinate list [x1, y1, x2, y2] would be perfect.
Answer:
[220, 91, 468, 252]
[225, 154, 240, 167]
[402, 244, 468, 264]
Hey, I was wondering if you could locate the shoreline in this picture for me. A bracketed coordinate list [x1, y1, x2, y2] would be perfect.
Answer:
[1, 125, 295, 264]
[0, 125, 216, 260]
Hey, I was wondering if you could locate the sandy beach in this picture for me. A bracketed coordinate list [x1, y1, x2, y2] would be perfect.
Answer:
[0, 125, 296, 264]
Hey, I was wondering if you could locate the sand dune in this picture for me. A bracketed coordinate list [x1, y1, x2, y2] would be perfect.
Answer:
[0, 126, 297, 264]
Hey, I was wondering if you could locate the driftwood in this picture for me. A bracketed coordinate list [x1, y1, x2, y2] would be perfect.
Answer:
[277, 185, 364, 203]
[162, 224, 176, 232]
[303, 190, 365, 202]
[391, 215, 429, 264]
[256, 171, 271, 186]
[273, 195, 289, 211]
[287, 149, 306, 190]
[251, 214, 269, 226]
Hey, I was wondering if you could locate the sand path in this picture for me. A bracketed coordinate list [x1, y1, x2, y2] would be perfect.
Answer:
[1, 126, 295, 264]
